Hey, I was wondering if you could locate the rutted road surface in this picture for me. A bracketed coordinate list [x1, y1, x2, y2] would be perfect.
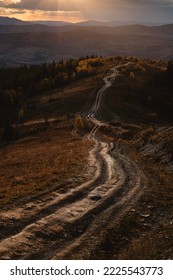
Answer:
[0, 64, 147, 260]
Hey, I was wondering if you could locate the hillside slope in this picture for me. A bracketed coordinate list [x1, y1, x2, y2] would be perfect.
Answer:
[0, 57, 172, 260]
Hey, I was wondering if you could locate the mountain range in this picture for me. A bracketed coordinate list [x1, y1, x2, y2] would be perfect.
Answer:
[0, 17, 173, 66]
[0, 16, 171, 27]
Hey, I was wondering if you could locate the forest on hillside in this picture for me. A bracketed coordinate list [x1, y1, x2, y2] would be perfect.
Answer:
[0, 56, 173, 142]
[0, 56, 105, 137]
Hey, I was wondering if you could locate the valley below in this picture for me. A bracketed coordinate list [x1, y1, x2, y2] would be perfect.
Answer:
[1, 24, 173, 66]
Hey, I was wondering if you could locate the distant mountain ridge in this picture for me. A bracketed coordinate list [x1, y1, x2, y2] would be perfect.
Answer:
[0, 22, 173, 36]
[0, 17, 173, 66]
[0, 16, 172, 27]
[0, 16, 70, 26]
[0, 16, 24, 25]
[32, 21, 72, 26]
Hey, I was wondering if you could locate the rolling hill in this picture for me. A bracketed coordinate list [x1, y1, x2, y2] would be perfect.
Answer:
[0, 24, 173, 66]
[0, 16, 173, 66]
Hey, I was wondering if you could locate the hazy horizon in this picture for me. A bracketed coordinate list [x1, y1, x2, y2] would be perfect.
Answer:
[1, 16, 173, 25]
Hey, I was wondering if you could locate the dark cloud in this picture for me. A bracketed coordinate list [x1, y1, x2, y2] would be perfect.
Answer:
[0, 0, 80, 11]
[1, 0, 173, 11]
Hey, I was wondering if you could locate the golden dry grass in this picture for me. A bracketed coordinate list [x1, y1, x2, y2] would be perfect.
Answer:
[0, 127, 93, 207]
[117, 142, 173, 260]
[119, 223, 173, 260]
[97, 125, 173, 260]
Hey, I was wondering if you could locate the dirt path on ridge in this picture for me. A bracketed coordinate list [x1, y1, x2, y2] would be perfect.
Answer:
[0, 63, 147, 260]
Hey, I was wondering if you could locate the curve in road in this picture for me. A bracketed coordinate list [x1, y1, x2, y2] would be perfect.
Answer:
[0, 63, 146, 260]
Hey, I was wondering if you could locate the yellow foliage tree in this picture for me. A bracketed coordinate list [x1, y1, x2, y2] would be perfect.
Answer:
[129, 72, 135, 79]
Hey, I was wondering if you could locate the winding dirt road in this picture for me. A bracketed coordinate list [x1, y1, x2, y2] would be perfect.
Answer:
[0, 64, 146, 260]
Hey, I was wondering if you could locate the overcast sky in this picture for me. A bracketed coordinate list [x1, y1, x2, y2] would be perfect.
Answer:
[0, 0, 173, 22]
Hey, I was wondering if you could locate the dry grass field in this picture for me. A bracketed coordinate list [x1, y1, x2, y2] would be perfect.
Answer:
[0, 126, 93, 208]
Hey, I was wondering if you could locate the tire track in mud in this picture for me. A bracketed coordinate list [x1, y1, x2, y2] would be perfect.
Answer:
[0, 63, 146, 260]
[0, 143, 125, 259]
[0, 143, 105, 239]
[51, 144, 147, 260]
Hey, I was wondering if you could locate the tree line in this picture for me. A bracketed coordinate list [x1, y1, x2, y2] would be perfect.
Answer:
[0, 56, 104, 140]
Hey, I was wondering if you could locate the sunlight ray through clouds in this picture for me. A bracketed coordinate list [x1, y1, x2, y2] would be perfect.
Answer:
[0, 0, 86, 21]
[0, 0, 173, 22]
